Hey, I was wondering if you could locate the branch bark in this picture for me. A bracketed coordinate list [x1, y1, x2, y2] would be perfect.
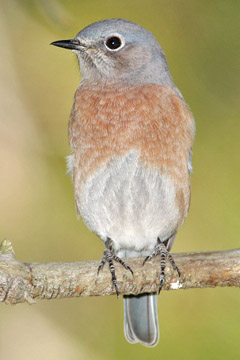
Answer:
[0, 240, 239, 305]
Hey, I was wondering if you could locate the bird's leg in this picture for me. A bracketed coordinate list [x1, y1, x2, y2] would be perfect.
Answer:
[97, 237, 133, 297]
[143, 238, 180, 294]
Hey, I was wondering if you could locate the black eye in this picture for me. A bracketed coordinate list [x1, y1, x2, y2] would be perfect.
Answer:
[105, 36, 122, 50]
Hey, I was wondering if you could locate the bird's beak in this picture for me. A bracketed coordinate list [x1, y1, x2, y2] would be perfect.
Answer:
[50, 39, 85, 51]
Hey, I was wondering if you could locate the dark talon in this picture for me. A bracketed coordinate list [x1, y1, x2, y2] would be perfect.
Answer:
[167, 252, 181, 277]
[143, 237, 180, 292]
[142, 255, 151, 266]
[97, 238, 133, 297]
[97, 258, 106, 275]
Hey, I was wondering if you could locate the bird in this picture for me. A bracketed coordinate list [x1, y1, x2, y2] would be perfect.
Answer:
[51, 18, 195, 347]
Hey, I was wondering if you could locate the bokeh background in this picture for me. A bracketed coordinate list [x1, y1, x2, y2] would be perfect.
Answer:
[0, 0, 239, 359]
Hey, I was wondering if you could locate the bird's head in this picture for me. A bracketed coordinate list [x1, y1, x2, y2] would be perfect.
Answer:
[51, 19, 173, 87]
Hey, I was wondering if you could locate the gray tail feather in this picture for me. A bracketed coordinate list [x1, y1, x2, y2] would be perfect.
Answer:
[123, 293, 159, 347]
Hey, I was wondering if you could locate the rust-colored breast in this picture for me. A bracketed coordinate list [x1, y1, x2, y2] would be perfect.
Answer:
[69, 84, 194, 220]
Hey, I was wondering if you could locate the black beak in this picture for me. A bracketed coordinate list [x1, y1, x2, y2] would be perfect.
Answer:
[50, 39, 82, 50]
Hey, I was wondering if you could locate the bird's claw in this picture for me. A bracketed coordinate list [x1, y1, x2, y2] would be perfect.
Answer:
[143, 238, 180, 293]
[98, 238, 133, 298]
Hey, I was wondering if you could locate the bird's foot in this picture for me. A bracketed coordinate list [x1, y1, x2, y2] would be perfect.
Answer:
[97, 238, 133, 298]
[143, 238, 180, 294]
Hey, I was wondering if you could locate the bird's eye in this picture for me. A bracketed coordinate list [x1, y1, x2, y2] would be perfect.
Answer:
[105, 36, 122, 50]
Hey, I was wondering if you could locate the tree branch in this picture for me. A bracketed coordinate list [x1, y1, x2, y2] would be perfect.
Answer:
[0, 240, 239, 305]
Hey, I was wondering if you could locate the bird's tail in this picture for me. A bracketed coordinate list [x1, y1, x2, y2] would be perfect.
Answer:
[123, 293, 159, 347]
[122, 235, 176, 347]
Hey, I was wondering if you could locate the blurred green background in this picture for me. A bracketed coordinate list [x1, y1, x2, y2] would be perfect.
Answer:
[0, 0, 239, 359]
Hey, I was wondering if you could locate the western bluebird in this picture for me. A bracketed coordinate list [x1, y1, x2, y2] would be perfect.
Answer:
[51, 18, 195, 347]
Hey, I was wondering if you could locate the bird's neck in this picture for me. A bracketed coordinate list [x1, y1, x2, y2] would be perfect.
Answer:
[78, 77, 140, 91]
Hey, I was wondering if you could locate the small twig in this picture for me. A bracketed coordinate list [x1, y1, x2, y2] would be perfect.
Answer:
[0, 240, 239, 305]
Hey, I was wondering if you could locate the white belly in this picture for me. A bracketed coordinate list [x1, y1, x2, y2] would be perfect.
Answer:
[75, 151, 179, 254]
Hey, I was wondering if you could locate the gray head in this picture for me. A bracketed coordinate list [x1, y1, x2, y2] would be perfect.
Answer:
[51, 19, 174, 87]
